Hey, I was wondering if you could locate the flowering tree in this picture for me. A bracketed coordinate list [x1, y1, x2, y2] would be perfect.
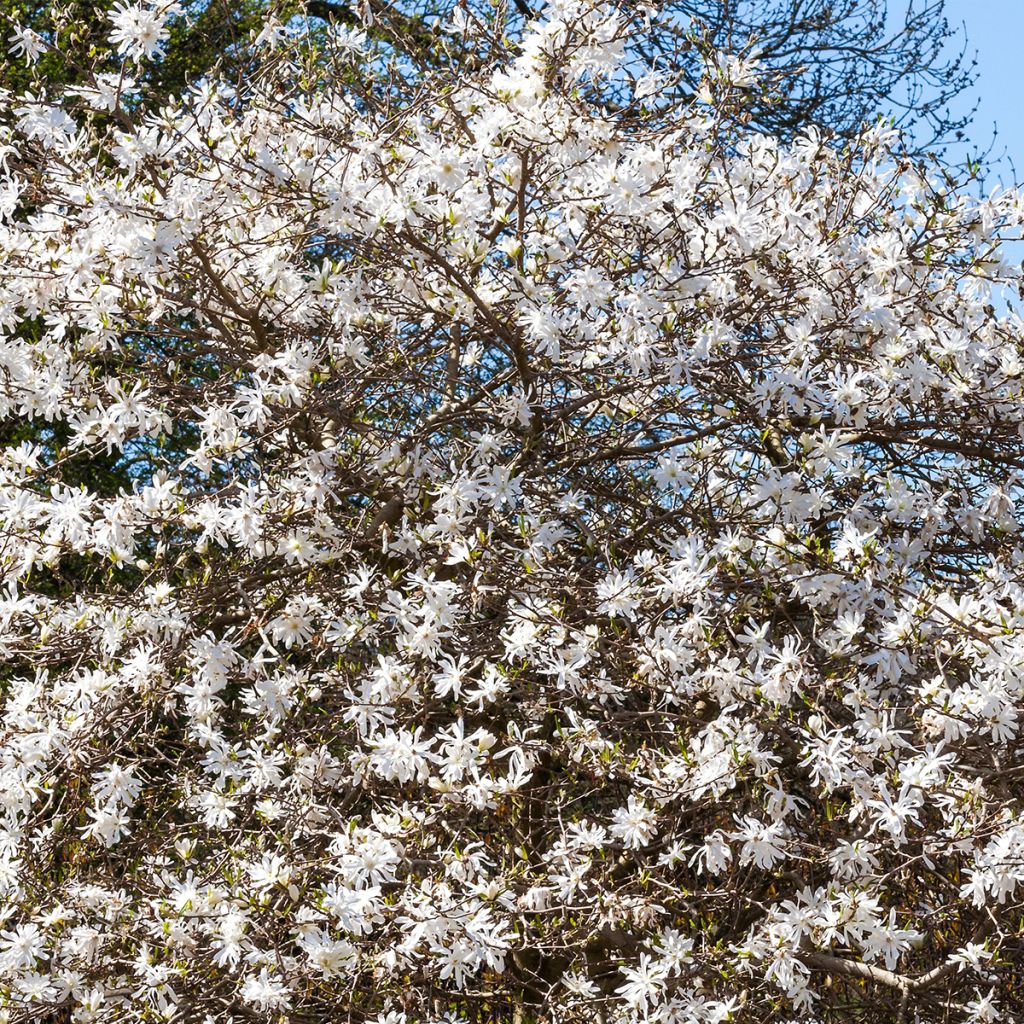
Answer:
[0, 2, 1023, 1023]
[1, 0, 977, 157]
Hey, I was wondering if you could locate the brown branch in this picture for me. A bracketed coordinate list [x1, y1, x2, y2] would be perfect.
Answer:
[801, 951, 961, 995]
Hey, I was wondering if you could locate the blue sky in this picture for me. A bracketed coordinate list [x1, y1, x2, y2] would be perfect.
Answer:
[942, 0, 1024, 179]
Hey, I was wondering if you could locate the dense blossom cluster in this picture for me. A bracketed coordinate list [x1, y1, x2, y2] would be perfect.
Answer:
[0, 1, 1023, 1021]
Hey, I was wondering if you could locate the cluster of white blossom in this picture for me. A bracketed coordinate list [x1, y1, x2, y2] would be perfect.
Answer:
[0, 1, 1023, 1021]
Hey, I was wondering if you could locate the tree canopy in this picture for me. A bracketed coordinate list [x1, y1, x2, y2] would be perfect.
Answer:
[1, 0, 977, 149]
[0, 2, 1021, 1024]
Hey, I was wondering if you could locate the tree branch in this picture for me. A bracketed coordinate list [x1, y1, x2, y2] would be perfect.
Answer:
[801, 951, 961, 994]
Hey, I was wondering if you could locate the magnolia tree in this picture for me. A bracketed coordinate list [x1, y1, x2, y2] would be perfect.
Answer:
[1, 1, 1024, 1022]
